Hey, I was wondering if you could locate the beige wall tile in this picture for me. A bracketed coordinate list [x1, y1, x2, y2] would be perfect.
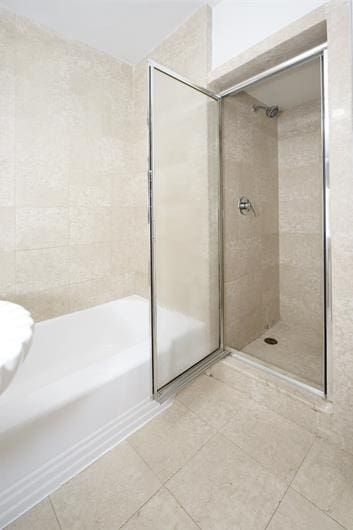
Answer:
[0, 207, 15, 250]
[0, 250, 15, 291]
[14, 283, 71, 321]
[222, 92, 280, 349]
[69, 242, 111, 283]
[16, 247, 69, 290]
[68, 276, 113, 313]
[69, 207, 111, 244]
[16, 208, 69, 250]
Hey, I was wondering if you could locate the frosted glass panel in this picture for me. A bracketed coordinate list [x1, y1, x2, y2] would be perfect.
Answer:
[152, 69, 220, 389]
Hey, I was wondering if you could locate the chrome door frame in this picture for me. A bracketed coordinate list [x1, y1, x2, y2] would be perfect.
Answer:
[148, 61, 226, 401]
[218, 42, 331, 399]
[148, 42, 331, 400]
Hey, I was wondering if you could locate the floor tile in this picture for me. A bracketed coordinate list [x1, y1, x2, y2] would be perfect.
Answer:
[293, 437, 353, 529]
[122, 487, 198, 529]
[177, 374, 245, 430]
[6, 498, 60, 530]
[128, 401, 215, 483]
[50, 441, 161, 529]
[220, 399, 315, 484]
[268, 488, 344, 530]
[166, 433, 286, 530]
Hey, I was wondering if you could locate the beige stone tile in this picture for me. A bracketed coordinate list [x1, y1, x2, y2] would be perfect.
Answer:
[224, 236, 261, 282]
[128, 401, 215, 483]
[293, 437, 353, 529]
[122, 487, 198, 530]
[50, 441, 160, 530]
[0, 161, 15, 207]
[110, 271, 137, 299]
[279, 198, 322, 233]
[112, 206, 147, 242]
[177, 374, 245, 430]
[220, 398, 315, 484]
[112, 236, 148, 277]
[68, 276, 113, 312]
[268, 488, 344, 530]
[280, 232, 322, 269]
[69, 207, 111, 244]
[0, 250, 15, 291]
[224, 298, 265, 349]
[14, 283, 71, 321]
[16, 208, 69, 250]
[167, 433, 286, 530]
[69, 170, 112, 208]
[278, 129, 322, 168]
[0, 207, 15, 251]
[211, 356, 327, 436]
[69, 242, 111, 283]
[242, 320, 324, 388]
[16, 165, 69, 208]
[6, 498, 60, 530]
[16, 247, 69, 290]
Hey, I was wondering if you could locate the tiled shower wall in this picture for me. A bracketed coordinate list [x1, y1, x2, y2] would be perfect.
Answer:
[278, 98, 324, 342]
[0, 6, 212, 322]
[223, 92, 280, 349]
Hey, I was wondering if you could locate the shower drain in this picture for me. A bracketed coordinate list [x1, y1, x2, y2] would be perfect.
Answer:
[264, 337, 278, 345]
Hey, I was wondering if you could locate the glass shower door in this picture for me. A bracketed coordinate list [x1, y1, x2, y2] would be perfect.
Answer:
[148, 64, 222, 397]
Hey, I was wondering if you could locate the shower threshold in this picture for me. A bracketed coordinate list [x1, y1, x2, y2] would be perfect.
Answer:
[226, 347, 324, 398]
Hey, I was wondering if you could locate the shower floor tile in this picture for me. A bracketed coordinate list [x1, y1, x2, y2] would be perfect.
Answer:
[241, 320, 323, 388]
[8, 374, 350, 530]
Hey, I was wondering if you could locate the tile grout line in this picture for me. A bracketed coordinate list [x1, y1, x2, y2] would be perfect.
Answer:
[177, 376, 319, 489]
[118, 485, 164, 529]
[291, 488, 348, 529]
[48, 496, 63, 530]
[166, 486, 202, 529]
[124, 430, 212, 529]
[264, 433, 318, 529]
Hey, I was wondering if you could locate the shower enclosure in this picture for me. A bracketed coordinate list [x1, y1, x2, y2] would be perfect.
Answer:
[148, 43, 329, 398]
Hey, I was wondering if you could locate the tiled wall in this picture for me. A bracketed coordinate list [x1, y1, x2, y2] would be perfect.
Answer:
[0, 10, 136, 321]
[223, 92, 280, 349]
[278, 98, 324, 342]
[0, 6, 212, 322]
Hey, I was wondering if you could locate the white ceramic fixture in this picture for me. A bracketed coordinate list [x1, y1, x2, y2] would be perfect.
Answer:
[0, 301, 34, 396]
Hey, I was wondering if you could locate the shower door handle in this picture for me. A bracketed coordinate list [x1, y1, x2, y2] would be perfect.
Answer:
[238, 196, 256, 216]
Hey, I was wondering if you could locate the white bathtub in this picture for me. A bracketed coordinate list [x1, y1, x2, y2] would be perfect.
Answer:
[0, 294, 208, 527]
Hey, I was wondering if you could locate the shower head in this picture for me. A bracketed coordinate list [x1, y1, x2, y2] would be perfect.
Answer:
[252, 104, 281, 118]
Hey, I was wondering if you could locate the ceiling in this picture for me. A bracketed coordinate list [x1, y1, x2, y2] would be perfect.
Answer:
[245, 57, 321, 111]
[0, 0, 219, 65]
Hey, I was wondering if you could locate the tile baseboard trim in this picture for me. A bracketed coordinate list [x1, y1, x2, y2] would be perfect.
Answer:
[0, 397, 172, 528]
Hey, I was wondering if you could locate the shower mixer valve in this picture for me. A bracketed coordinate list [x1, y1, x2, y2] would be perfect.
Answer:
[238, 196, 256, 216]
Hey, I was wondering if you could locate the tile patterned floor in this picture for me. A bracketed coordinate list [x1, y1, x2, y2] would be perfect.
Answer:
[7, 374, 352, 530]
[242, 320, 323, 388]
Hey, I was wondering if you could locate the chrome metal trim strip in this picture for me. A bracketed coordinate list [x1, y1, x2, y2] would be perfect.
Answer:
[148, 60, 221, 100]
[155, 348, 228, 403]
[228, 348, 325, 398]
[217, 42, 328, 98]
